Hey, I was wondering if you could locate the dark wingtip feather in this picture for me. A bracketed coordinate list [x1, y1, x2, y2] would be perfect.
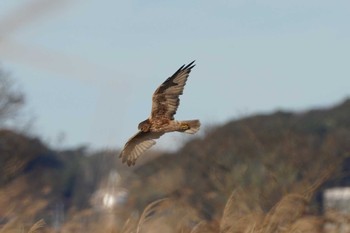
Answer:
[167, 61, 196, 82]
[184, 60, 196, 71]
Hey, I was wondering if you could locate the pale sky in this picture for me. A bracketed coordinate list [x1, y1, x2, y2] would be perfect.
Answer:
[0, 0, 349, 151]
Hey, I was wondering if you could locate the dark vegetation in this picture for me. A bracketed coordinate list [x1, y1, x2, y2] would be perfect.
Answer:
[129, 99, 350, 218]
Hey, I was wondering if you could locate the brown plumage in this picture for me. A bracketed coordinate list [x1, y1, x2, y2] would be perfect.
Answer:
[119, 61, 200, 166]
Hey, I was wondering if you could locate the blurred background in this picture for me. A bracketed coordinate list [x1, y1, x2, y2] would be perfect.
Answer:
[0, 0, 349, 232]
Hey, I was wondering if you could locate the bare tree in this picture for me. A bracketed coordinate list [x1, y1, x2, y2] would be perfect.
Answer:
[0, 67, 25, 126]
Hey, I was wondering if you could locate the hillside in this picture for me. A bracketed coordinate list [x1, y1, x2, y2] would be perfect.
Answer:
[128, 98, 350, 218]
[0, 98, 349, 231]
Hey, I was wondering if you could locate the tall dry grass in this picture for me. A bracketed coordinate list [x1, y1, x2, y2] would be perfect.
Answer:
[220, 188, 263, 233]
[0, 219, 45, 233]
[217, 167, 341, 233]
[0, 155, 346, 233]
[1, 184, 349, 233]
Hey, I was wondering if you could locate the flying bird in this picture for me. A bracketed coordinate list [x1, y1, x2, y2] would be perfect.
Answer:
[119, 61, 200, 166]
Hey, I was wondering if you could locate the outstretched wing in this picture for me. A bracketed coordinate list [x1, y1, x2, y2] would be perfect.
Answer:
[151, 61, 195, 120]
[119, 131, 164, 166]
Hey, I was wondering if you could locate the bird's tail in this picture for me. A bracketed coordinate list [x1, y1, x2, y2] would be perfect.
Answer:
[179, 120, 201, 134]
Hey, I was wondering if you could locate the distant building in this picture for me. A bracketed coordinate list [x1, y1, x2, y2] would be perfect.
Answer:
[90, 170, 128, 211]
[324, 187, 350, 214]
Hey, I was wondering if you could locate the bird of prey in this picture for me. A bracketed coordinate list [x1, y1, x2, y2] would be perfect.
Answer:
[119, 61, 200, 166]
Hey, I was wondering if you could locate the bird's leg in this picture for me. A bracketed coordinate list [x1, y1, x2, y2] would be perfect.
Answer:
[180, 123, 190, 130]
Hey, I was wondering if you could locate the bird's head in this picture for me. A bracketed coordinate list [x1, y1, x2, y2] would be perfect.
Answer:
[138, 119, 151, 132]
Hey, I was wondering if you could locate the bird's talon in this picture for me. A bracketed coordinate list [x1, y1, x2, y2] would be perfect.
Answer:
[181, 123, 190, 130]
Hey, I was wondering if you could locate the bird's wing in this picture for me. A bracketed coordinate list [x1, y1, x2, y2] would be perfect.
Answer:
[151, 61, 195, 120]
[119, 131, 164, 166]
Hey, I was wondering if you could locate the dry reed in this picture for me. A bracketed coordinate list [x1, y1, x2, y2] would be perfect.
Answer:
[220, 188, 263, 233]
[28, 219, 45, 233]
